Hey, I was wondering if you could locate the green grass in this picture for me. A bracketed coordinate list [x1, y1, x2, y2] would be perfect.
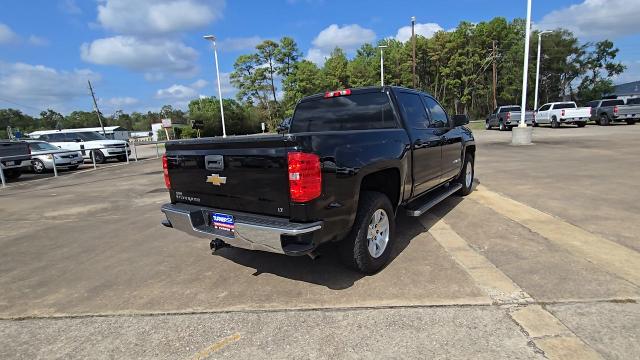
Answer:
[467, 120, 486, 131]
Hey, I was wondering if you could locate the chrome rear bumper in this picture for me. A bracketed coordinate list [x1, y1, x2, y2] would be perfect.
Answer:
[161, 203, 322, 254]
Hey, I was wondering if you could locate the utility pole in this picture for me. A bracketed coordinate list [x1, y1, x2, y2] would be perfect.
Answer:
[87, 80, 106, 136]
[492, 40, 497, 109]
[411, 16, 416, 88]
[378, 44, 388, 86]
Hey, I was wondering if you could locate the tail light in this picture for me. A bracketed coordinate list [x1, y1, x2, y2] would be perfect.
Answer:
[324, 89, 351, 98]
[162, 154, 171, 189]
[561, 109, 565, 117]
[506, 112, 511, 121]
[288, 152, 321, 202]
[614, 106, 619, 115]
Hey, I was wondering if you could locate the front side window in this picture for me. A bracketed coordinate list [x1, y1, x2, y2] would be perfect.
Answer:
[396, 92, 430, 129]
[423, 96, 449, 128]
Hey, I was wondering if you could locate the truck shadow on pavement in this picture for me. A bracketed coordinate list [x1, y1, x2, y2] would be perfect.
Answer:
[211, 196, 464, 290]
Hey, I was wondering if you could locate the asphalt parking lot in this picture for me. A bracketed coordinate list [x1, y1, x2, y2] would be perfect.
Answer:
[1, 126, 639, 359]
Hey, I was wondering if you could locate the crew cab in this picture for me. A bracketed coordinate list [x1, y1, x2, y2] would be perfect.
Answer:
[534, 102, 590, 128]
[587, 98, 640, 125]
[28, 130, 129, 163]
[160, 86, 475, 273]
[0, 140, 32, 181]
[485, 105, 534, 131]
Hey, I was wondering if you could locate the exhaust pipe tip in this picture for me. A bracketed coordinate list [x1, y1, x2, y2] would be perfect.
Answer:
[210, 239, 229, 253]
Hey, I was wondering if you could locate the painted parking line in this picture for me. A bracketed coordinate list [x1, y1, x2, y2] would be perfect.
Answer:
[191, 333, 241, 360]
[421, 215, 602, 359]
[469, 185, 640, 287]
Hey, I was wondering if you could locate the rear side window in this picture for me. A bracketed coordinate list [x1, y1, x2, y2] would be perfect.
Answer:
[395, 92, 430, 129]
[538, 104, 551, 111]
[553, 103, 577, 110]
[586, 101, 598, 108]
[290, 92, 396, 132]
[602, 99, 624, 107]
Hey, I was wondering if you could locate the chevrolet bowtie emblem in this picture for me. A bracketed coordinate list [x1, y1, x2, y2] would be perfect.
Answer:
[206, 174, 227, 186]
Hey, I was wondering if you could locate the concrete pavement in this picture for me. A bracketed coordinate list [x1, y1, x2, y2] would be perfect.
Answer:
[1, 125, 639, 359]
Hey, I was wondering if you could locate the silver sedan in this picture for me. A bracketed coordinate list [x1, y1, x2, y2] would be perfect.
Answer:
[25, 141, 84, 174]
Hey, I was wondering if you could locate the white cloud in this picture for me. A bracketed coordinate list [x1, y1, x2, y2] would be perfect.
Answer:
[28, 35, 49, 46]
[108, 97, 139, 106]
[0, 23, 18, 44]
[59, 0, 82, 14]
[0, 62, 100, 111]
[191, 78, 208, 89]
[80, 36, 198, 76]
[156, 84, 198, 100]
[217, 36, 264, 52]
[312, 24, 376, 52]
[395, 22, 443, 42]
[306, 24, 376, 65]
[96, 0, 224, 35]
[536, 0, 640, 39]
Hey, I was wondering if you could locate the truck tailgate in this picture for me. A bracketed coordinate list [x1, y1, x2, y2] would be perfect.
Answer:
[165, 134, 292, 217]
[564, 107, 591, 118]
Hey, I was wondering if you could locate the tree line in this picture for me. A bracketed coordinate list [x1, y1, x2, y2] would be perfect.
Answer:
[1, 16, 626, 139]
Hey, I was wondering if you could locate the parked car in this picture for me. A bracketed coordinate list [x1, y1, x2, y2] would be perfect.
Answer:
[23, 140, 83, 174]
[485, 105, 535, 131]
[160, 86, 475, 273]
[587, 98, 640, 125]
[534, 102, 590, 128]
[28, 131, 129, 163]
[0, 140, 31, 180]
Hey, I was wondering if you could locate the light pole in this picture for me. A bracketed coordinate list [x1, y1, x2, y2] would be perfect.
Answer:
[378, 44, 388, 86]
[203, 35, 227, 137]
[534, 30, 552, 111]
[512, 0, 534, 145]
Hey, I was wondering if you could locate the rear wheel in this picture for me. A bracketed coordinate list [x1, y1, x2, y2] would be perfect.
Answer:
[626, 120, 636, 125]
[32, 159, 47, 174]
[340, 191, 395, 274]
[599, 114, 610, 126]
[4, 168, 22, 180]
[551, 116, 560, 128]
[456, 154, 474, 196]
[485, 120, 492, 130]
[499, 120, 507, 131]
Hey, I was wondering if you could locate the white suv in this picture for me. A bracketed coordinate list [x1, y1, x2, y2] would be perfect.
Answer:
[30, 131, 129, 163]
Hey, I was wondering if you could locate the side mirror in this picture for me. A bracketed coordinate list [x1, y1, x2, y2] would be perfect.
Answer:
[452, 114, 469, 127]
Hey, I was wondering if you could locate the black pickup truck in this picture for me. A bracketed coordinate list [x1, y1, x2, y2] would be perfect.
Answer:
[161, 86, 475, 273]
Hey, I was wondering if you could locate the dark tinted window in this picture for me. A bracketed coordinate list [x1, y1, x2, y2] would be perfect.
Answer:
[626, 98, 640, 105]
[423, 97, 449, 128]
[553, 103, 577, 110]
[396, 92, 430, 129]
[76, 132, 107, 141]
[290, 92, 396, 132]
[602, 99, 624, 107]
[500, 106, 521, 113]
[538, 104, 551, 111]
[46, 133, 66, 141]
[586, 101, 598, 108]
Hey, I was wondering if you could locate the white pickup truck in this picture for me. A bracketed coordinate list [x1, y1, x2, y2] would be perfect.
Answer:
[534, 102, 590, 128]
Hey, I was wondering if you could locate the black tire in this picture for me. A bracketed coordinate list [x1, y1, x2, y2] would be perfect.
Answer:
[91, 150, 106, 164]
[576, 122, 586, 128]
[485, 120, 492, 130]
[4, 168, 22, 180]
[551, 116, 560, 128]
[339, 191, 396, 274]
[499, 120, 507, 131]
[32, 159, 47, 174]
[626, 120, 636, 125]
[456, 154, 474, 196]
[599, 114, 610, 126]
[533, 121, 539, 127]
[117, 155, 127, 162]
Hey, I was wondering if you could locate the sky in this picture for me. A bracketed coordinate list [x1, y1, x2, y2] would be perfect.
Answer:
[1, 0, 639, 116]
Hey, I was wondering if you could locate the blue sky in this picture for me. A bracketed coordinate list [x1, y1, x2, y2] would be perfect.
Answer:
[1, 0, 639, 116]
